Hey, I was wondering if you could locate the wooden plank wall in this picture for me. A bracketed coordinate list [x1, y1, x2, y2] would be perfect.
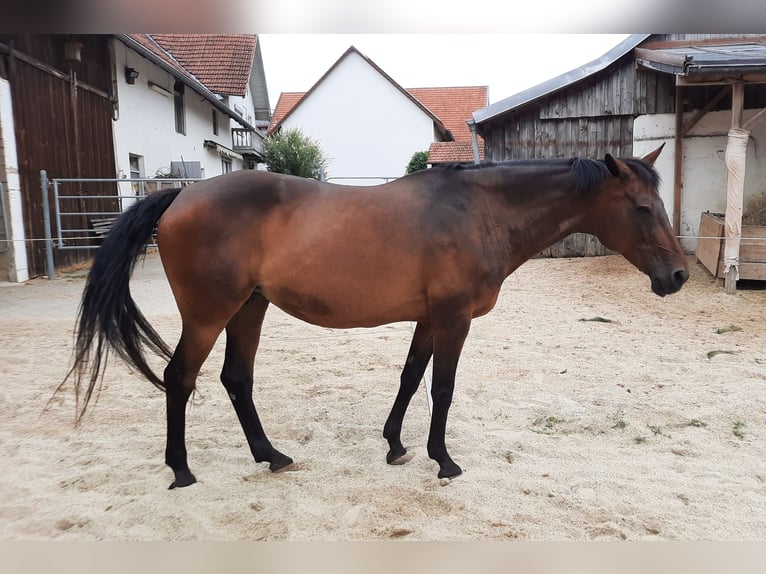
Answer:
[0, 35, 117, 277]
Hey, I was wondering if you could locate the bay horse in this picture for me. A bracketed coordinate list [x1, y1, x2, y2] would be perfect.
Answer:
[65, 145, 688, 489]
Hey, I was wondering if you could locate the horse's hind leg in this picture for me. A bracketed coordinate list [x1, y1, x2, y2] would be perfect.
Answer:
[220, 293, 293, 472]
[383, 321, 433, 465]
[164, 324, 222, 489]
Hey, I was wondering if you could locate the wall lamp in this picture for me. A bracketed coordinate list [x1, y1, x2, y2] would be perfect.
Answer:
[124, 67, 139, 84]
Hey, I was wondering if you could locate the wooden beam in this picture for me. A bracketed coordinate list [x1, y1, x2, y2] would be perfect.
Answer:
[676, 75, 766, 86]
[743, 106, 766, 130]
[673, 85, 684, 236]
[683, 85, 731, 136]
[732, 82, 745, 129]
[634, 47, 687, 67]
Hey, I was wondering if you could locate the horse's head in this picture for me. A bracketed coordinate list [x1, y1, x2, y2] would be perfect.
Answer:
[586, 145, 689, 296]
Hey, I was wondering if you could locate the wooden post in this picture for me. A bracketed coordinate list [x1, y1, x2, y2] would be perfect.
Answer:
[725, 83, 745, 294]
[673, 84, 683, 236]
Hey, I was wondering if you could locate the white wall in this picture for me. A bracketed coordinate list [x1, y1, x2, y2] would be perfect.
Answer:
[634, 109, 766, 252]
[0, 78, 29, 283]
[112, 40, 245, 189]
[280, 51, 437, 185]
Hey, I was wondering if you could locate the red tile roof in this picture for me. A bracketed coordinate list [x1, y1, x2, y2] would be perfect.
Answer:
[127, 34, 256, 97]
[269, 92, 306, 134]
[407, 86, 488, 142]
[428, 141, 485, 164]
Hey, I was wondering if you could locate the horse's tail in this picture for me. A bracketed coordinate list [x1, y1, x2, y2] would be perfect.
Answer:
[63, 187, 182, 421]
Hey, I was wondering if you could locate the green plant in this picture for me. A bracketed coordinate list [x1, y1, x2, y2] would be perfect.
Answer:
[262, 127, 329, 179]
[686, 419, 707, 428]
[531, 416, 565, 435]
[405, 150, 429, 174]
[733, 421, 746, 439]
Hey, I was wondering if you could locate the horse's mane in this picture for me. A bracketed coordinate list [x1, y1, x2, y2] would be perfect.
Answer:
[431, 156, 660, 193]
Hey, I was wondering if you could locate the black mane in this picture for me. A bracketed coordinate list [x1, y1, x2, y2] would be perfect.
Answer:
[432, 156, 661, 192]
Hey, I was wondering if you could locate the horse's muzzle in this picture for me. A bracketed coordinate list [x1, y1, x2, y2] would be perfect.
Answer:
[651, 268, 689, 297]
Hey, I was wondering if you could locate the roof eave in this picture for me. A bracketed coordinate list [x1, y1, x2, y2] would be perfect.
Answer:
[116, 34, 255, 131]
[472, 34, 650, 125]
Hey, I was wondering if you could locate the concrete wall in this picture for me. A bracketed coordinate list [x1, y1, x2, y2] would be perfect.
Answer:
[280, 51, 437, 185]
[0, 78, 29, 283]
[634, 109, 766, 253]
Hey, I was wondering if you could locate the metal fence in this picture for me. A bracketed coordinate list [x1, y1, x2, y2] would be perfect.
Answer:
[41, 171, 202, 279]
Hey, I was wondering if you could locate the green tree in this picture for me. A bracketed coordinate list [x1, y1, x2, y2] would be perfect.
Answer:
[405, 150, 429, 174]
[262, 128, 329, 179]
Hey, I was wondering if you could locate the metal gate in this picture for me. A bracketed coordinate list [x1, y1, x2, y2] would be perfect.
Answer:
[41, 172, 201, 279]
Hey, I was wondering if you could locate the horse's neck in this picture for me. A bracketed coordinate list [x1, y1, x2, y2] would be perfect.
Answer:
[471, 166, 591, 272]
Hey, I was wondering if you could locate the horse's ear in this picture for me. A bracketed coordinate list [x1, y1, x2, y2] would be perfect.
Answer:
[604, 154, 622, 178]
[641, 143, 665, 166]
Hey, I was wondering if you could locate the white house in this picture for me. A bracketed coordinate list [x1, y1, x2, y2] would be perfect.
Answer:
[114, 34, 269, 186]
[269, 46, 487, 185]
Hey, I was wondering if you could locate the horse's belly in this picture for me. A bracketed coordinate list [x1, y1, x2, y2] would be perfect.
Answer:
[263, 281, 427, 329]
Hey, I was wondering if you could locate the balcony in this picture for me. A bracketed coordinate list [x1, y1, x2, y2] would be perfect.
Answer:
[232, 128, 264, 157]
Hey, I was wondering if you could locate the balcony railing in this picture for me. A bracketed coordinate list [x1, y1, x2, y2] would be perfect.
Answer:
[232, 128, 263, 155]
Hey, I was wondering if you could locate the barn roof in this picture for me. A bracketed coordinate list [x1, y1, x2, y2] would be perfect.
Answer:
[471, 34, 649, 125]
[635, 40, 766, 80]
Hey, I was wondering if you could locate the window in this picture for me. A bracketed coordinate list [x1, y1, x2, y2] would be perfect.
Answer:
[174, 81, 186, 135]
[128, 154, 142, 179]
[212, 109, 219, 136]
[221, 157, 232, 175]
[128, 154, 144, 197]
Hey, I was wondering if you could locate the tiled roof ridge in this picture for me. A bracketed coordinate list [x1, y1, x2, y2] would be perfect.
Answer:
[147, 34, 206, 88]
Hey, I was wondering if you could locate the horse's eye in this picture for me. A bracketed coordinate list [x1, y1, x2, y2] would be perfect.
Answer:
[637, 205, 652, 215]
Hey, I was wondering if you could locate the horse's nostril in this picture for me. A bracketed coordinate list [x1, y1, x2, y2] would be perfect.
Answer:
[674, 269, 690, 286]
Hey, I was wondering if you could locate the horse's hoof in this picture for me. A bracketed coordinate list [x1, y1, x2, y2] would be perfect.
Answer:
[437, 463, 462, 480]
[269, 453, 294, 472]
[387, 451, 414, 465]
[386, 446, 410, 465]
[168, 470, 197, 490]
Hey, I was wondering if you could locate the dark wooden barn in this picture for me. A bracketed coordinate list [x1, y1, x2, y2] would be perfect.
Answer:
[0, 34, 118, 278]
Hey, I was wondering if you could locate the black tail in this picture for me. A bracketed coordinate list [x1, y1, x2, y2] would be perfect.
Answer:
[63, 188, 182, 421]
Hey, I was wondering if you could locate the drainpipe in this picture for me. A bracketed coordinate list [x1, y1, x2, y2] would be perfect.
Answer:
[468, 119, 481, 164]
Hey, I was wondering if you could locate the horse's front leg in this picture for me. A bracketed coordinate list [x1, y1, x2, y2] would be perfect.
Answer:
[427, 310, 471, 479]
[383, 321, 433, 465]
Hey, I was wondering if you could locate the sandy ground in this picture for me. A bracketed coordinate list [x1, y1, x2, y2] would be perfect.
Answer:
[1, 251, 765, 541]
